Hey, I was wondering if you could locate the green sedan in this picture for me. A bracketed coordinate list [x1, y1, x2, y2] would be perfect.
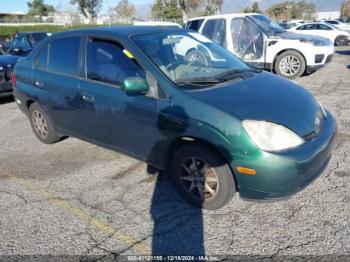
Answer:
[13, 27, 337, 209]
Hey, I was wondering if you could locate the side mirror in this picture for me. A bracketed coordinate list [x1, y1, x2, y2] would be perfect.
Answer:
[121, 77, 149, 94]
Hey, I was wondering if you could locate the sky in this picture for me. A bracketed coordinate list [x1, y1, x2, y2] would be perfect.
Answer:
[0, 0, 151, 14]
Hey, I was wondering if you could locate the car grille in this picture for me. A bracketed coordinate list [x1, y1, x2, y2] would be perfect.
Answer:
[0, 65, 13, 83]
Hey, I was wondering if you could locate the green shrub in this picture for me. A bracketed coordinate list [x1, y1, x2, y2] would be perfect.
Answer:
[0, 23, 129, 37]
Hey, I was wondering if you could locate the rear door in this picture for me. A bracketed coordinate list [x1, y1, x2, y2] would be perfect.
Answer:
[78, 37, 161, 160]
[33, 36, 82, 133]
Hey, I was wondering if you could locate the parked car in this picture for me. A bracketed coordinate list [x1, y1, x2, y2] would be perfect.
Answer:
[185, 13, 334, 79]
[0, 32, 48, 98]
[6, 32, 49, 56]
[278, 22, 299, 29]
[323, 19, 350, 31]
[0, 55, 20, 98]
[288, 22, 350, 46]
[13, 27, 337, 209]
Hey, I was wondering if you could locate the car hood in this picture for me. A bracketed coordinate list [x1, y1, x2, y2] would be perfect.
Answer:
[276, 31, 332, 45]
[0, 55, 21, 66]
[189, 71, 324, 138]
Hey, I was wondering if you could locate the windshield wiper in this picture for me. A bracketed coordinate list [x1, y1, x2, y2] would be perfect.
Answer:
[175, 76, 224, 87]
[215, 68, 261, 80]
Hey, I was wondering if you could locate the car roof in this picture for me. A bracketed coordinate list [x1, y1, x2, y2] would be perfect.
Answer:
[187, 13, 261, 21]
[50, 26, 183, 39]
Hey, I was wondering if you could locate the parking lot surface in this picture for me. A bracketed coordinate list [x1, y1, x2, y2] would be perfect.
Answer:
[0, 47, 349, 261]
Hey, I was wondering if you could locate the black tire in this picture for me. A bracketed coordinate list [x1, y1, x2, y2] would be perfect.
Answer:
[170, 144, 236, 210]
[29, 102, 61, 144]
[274, 50, 306, 80]
[335, 35, 348, 46]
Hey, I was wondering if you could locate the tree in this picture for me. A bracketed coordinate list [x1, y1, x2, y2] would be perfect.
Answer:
[251, 2, 262, 13]
[178, 0, 223, 21]
[243, 2, 262, 13]
[151, 0, 164, 20]
[341, 0, 350, 21]
[27, 0, 55, 17]
[70, 0, 102, 23]
[291, 0, 315, 20]
[115, 0, 136, 23]
[163, 0, 182, 22]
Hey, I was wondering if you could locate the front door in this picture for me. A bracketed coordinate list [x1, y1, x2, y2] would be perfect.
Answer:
[79, 37, 161, 160]
[230, 17, 265, 68]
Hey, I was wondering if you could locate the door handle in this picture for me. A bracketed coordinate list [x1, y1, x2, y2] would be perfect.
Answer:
[34, 80, 44, 88]
[82, 92, 95, 103]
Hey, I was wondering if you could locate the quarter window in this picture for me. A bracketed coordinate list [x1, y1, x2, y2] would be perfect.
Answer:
[48, 37, 81, 76]
[36, 45, 49, 69]
[86, 38, 144, 86]
[202, 19, 227, 47]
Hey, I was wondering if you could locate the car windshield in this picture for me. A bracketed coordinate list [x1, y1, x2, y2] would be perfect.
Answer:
[29, 33, 47, 46]
[249, 15, 285, 36]
[132, 31, 251, 87]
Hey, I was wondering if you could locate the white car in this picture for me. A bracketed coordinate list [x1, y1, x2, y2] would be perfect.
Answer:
[133, 21, 182, 28]
[185, 13, 334, 79]
[323, 19, 350, 31]
[288, 22, 350, 46]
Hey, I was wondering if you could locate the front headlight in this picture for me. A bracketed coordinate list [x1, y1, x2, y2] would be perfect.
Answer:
[242, 120, 304, 152]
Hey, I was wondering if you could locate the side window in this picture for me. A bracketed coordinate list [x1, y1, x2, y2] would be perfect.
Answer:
[202, 19, 227, 47]
[186, 19, 204, 31]
[298, 24, 316, 30]
[36, 45, 49, 69]
[231, 17, 263, 60]
[48, 37, 81, 76]
[317, 24, 332, 30]
[86, 38, 144, 86]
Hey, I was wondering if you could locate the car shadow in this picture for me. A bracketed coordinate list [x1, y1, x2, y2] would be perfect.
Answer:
[0, 95, 14, 105]
[347, 65, 350, 70]
[150, 170, 205, 256]
[149, 105, 205, 257]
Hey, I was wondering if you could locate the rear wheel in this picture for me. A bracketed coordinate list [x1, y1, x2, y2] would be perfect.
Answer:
[335, 35, 348, 46]
[29, 102, 61, 144]
[170, 144, 236, 210]
[274, 50, 306, 79]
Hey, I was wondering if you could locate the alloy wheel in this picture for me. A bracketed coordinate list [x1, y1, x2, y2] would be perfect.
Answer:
[179, 157, 219, 201]
[32, 110, 48, 139]
[279, 55, 301, 76]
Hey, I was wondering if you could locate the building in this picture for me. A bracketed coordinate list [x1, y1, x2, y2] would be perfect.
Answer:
[316, 11, 341, 20]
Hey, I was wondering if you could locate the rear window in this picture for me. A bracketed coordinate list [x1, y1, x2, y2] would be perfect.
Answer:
[48, 37, 81, 76]
[185, 19, 204, 31]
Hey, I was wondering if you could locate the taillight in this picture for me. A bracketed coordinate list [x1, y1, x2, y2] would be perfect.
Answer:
[11, 72, 16, 86]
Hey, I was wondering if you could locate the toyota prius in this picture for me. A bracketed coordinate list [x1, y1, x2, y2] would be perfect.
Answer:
[13, 27, 337, 209]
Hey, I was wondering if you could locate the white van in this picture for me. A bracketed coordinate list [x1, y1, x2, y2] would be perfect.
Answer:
[185, 13, 334, 79]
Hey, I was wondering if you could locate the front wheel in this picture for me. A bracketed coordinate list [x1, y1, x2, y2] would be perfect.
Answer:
[274, 51, 306, 79]
[335, 35, 348, 46]
[170, 144, 236, 210]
